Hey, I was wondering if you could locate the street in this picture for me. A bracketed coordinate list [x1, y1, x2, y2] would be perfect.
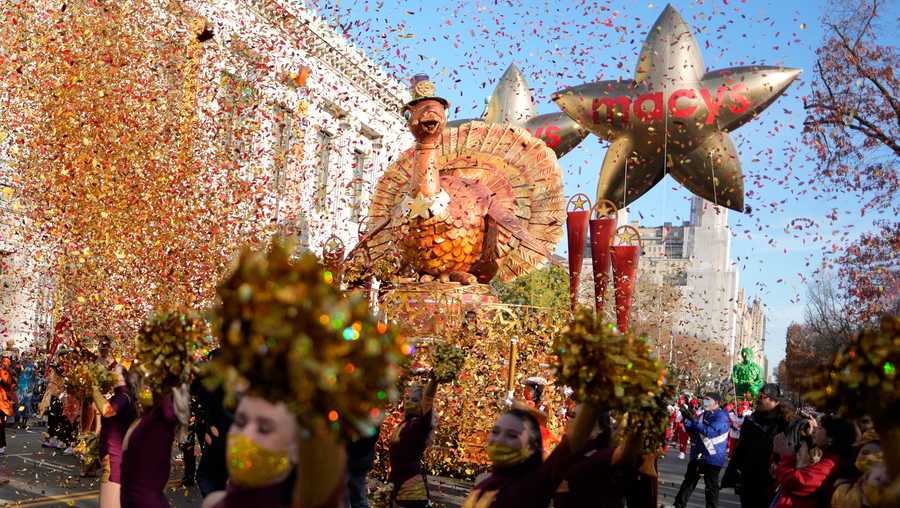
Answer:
[0, 424, 200, 507]
[0, 424, 740, 508]
[424, 449, 742, 508]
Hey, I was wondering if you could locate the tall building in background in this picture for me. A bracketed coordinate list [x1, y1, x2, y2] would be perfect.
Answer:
[1, 0, 410, 348]
[598, 196, 767, 373]
[735, 289, 767, 374]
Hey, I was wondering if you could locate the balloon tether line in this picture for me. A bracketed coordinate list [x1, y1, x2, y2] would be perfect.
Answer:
[709, 153, 719, 207]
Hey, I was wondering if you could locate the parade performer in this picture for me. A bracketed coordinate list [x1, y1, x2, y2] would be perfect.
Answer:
[346, 426, 380, 508]
[553, 409, 641, 508]
[461, 401, 600, 508]
[674, 395, 690, 460]
[39, 349, 75, 450]
[207, 240, 406, 508]
[120, 311, 200, 508]
[663, 404, 677, 454]
[92, 365, 137, 508]
[191, 349, 233, 496]
[0, 355, 16, 454]
[522, 376, 559, 454]
[120, 377, 184, 507]
[732, 348, 765, 399]
[388, 376, 440, 507]
[15, 358, 35, 428]
[673, 392, 729, 508]
[201, 395, 298, 508]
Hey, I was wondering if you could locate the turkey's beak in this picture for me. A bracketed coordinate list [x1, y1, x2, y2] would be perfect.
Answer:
[419, 110, 443, 135]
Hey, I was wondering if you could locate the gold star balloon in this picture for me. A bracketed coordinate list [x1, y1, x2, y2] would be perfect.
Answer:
[552, 4, 800, 212]
[448, 63, 588, 158]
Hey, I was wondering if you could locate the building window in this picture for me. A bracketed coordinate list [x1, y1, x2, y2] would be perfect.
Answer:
[664, 269, 687, 286]
[273, 105, 293, 194]
[220, 72, 258, 170]
[350, 148, 368, 222]
[665, 240, 683, 258]
[315, 130, 333, 211]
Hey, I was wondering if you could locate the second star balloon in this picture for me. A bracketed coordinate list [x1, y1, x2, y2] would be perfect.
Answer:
[552, 5, 800, 212]
[448, 63, 588, 159]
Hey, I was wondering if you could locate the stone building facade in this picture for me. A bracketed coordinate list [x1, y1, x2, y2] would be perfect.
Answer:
[0, 0, 410, 348]
[185, 0, 411, 253]
[735, 290, 767, 374]
[0, 156, 54, 349]
[629, 196, 766, 373]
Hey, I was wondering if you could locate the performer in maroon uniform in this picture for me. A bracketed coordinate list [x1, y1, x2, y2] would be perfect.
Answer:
[388, 374, 442, 507]
[202, 395, 297, 508]
[120, 379, 185, 508]
[93, 365, 137, 508]
[461, 401, 600, 508]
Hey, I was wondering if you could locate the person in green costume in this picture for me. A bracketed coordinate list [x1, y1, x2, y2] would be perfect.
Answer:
[732, 348, 765, 398]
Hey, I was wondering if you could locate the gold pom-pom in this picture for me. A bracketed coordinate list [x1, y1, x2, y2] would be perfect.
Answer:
[135, 310, 209, 395]
[553, 308, 662, 412]
[210, 238, 408, 440]
[805, 315, 899, 419]
[629, 383, 676, 454]
[74, 433, 100, 470]
[65, 362, 118, 399]
[430, 342, 466, 383]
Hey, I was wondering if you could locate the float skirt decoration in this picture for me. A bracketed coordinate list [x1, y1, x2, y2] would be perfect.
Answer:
[610, 226, 641, 333]
[566, 194, 591, 311]
[589, 199, 618, 314]
[376, 286, 569, 479]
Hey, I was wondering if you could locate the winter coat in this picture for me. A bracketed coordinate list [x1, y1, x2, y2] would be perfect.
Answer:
[772, 451, 840, 508]
[684, 408, 730, 467]
[722, 406, 791, 496]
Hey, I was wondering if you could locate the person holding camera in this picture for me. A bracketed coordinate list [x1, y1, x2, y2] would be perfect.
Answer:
[673, 392, 730, 508]
[770, 415, 856, 507]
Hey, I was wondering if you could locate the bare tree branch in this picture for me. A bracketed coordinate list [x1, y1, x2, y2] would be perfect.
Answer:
[845, 120, 900, 156]
[852, 0, 878, 48]
[829, 22, 900, 124]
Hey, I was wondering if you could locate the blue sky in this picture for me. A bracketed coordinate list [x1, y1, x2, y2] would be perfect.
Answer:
[308, 0, 899, 375]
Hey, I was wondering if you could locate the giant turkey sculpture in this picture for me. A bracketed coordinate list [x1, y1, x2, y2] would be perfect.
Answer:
[360, 75, 564, 285]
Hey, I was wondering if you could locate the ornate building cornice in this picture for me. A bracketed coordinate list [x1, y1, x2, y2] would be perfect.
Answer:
[241, 0, 406, 115]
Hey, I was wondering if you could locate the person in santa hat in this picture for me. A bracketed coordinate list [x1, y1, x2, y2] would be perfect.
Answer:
[727, 402, 749, 459]
[674, 395, 691, 460]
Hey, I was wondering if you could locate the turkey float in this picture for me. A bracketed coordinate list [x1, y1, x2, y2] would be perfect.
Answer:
[355, 75, 565, 285]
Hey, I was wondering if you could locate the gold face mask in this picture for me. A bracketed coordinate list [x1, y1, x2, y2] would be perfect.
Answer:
[485, 442, 532, 467]
[226, 433, 293, 488]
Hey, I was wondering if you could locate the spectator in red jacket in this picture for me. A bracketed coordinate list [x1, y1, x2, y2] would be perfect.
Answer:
[772, 415, 856, 508]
